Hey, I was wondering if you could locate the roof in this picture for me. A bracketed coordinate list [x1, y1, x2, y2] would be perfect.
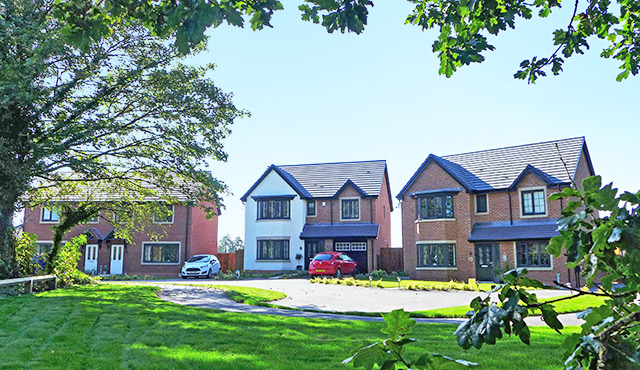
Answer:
[397, 137, 594, 198]
[468, 219, 560, 242]
[299, 223, 380, 239]
[241, 160, 391, 204]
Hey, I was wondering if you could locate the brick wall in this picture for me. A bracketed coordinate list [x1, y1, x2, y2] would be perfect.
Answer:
[23, 203, 218, 276]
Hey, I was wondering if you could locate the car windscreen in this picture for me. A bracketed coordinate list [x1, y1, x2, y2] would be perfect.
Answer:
[313, 254, 333, 261]
[187, 256, 210, 263]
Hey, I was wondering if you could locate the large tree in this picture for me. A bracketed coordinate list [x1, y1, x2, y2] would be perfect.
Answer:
[0, 0, 246, 275]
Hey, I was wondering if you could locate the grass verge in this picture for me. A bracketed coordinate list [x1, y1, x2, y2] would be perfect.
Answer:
[412, 294, 608, 318]
[0, 284, 577, 370]
[311, 276, 493, 292]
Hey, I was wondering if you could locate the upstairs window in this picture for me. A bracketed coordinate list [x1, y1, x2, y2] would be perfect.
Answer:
[341, 198, 360, 220]
[475, 194, 488, 214]
[516, 241, 551, 268]
[257, 199, 290, 220]
[41, 207, 60, 223]
[153, 204, 174, 223]
[418, 194, 454, 219]
[521, 189, 546, 215]
[307, 200, 316, 217]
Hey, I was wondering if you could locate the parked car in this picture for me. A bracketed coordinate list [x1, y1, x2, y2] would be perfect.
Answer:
[308, 252, 357, 278]
[180, 254, 221, 279]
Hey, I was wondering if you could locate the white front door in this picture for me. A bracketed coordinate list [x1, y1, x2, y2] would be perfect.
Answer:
[84, 244, 98, 273]
[110, 244, 124, 275]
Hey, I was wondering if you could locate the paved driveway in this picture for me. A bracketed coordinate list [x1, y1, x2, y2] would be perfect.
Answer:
[132, 278, 574, 313]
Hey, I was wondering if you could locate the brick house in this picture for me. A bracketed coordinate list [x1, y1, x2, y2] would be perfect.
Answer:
[23, 201, 218, 277]
[241, 160, 392, 273]
[396, 137, 595, 284]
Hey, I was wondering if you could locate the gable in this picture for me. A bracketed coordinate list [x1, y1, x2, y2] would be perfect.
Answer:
[400, 160, 465, 199]
[241, 168, 301, 201]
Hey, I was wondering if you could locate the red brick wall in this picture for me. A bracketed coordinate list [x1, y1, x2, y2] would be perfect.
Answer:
[399, 156, 593, 284]
[372, 172, 393, 269]
[23, 203, 218, 276]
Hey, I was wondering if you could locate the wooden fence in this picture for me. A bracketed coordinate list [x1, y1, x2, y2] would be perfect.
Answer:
[0, 274, 57, 295]
[378, 248, 403, 272]
[217, 249, 244, 273]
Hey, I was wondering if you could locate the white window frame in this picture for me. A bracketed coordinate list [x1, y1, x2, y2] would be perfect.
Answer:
[86, 213, 99, 224]
[518, 186, 548, 218]
[340, 197, 361, 221]
[350, 242, 367, 251]
[256, 238, 291, 261]
[335, 242, 351, 251]
[40, 207, 60, 224]
[141, 241, 181, 265]
[513, 241, 553, 271]
[474, 194, 489, 215]
[153, 204, 175, 224]
[415, 240, 458, 271]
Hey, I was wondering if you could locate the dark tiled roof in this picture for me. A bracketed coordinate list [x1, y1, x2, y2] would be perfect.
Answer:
[240, 165, 312, 202]
[398, 137, 593, 198]
[299, 223, 380, 239]
[468, 219, 560, 242]
[278, 160, 387, 198]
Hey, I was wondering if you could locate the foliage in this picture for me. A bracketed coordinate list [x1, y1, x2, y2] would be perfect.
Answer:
[15, 232, 39, 276]
[100, 274, 169, 281]
[345, 309, 477, 369]
[218, 234, 244, 253]
[455, 175, 640, 369]
[51, 234, 94, 287]
[0, 0, 244, 273]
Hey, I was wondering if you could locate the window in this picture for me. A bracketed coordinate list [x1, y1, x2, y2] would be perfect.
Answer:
[335, 242, 350, 251]
[350, 242, 367, 251]
[516, 241, 551, 267]
[257, 239, 289, 260]
[153, 204, 174, 223]
[36, 243, 52, 255]
[257, 199, 290, 219]
[341, 198, 360, 220]
[521, 189, 546, 215]
[307, 200, 316, 216]
[475, 194, 488, 214]
[41, 207, 59, 223]
[86, 214, 99, 224]
[143, 242, 180, 264]
[417, 194, 454, 219]
[417, 243, 456, 267]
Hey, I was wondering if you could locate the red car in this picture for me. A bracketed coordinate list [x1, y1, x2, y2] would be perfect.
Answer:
[309, 252, 357, 278]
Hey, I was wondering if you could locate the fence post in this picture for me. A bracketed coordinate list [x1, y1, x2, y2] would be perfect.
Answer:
[28, 278, 33, 294]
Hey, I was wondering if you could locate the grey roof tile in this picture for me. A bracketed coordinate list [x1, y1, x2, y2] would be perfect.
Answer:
[300, 223, 380, 239]
[468, 219, 560, 242]
[278, 160, 387, 198]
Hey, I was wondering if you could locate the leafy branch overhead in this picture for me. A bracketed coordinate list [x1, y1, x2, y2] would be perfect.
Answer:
[52, 0, 640, 82]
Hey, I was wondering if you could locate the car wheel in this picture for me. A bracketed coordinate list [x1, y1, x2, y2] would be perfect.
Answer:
[335, 268, 342, 279]
[181, 274, 187, 279]
[207, 269, 213, 279]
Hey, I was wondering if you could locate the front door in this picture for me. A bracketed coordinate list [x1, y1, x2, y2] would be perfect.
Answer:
[475, 243, 499, 281]
[110, 244, 124, 275]
[304, 240, 324, 270]
[84, 244, 98, 273]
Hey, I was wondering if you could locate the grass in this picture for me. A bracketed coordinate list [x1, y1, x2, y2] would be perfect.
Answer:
[192, 284, 287, 305]
[0, 284, 578, 370]
[312, 276, 493, 292]
[413, 294, 608, 318]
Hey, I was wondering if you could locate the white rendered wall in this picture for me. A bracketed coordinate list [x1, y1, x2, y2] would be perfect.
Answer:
[244, 170, 306, 271]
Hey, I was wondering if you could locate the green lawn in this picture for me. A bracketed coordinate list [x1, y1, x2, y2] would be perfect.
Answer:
[313, 277, 494, 292]
[413, 294, 608, 318]
[0, 285, 578, 369]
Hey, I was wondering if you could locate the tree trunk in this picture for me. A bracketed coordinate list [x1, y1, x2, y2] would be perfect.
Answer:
[0, 191, 19, 277]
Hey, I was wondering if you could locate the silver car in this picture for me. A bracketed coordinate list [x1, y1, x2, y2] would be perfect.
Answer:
[180, 254, 221, 279]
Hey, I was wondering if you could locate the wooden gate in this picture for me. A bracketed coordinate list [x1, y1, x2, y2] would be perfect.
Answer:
[379, 248, 403, 272]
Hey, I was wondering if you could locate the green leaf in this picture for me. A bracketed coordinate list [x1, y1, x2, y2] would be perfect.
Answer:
[343, 342, 391, 370]
[582, 176, 602, 194]
[380, 309, 416, 338]
[540, 305, 564, 333]
[430, 354, 478, 369]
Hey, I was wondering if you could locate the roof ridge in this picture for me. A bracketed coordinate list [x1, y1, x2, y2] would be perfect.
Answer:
[441, 136, 584, 158]
[277, 159, 386, 167]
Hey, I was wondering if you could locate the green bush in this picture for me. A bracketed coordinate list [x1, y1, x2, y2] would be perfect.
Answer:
[15, 232, 39, 276]
[52, 235, 94, 287]
[369, 269, 386, 280]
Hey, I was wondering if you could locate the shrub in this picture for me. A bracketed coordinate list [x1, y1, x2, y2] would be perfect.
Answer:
[15, 232, 39, 276]
[52, 235, 92, 287]
[369, 269, 386, 280]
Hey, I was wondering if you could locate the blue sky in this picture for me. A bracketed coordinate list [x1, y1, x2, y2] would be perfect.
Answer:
[189, 0, 640, 248]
